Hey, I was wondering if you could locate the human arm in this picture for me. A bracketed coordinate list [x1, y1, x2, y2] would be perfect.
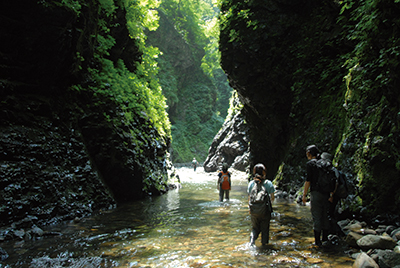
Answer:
[303, 181, 310, 204]
[247, 181, 252, 214]
[265, 180, 275, 202]
[303, 160, 316, 204]
[270, 192, 275, 202]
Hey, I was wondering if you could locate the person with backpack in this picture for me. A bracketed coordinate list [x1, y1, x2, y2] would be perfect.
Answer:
[247, 163, 275, 247]
[217, 163, 231, 202]
[323, 152, 348, 237]
[302, 145, 336, 247]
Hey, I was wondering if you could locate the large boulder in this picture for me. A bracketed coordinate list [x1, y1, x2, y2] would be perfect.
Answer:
[353, 252, 379, 268]
[203, 111, 249, 172]
[357, 235, 397, 251]
[370, 249, 400, 268]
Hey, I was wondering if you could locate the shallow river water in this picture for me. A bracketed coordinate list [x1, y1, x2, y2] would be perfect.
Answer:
[1, 167, 354, 267]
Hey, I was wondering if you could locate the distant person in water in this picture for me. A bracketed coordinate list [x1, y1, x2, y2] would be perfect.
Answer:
[217, 163, 231, 202]
[192, 158, 198, 171]
[247, 163, 275, 247]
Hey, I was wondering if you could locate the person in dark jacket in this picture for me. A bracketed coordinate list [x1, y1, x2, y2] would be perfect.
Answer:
[302, 145, 331, 247]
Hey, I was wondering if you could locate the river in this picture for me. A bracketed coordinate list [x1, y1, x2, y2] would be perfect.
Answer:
[1, 167, 354, 267]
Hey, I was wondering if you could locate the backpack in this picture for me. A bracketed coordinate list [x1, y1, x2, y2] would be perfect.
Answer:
[314, 159, 337, 194]
[335, 171, 349, 199]
[220, 172, 230, 190]
[249, 180, 272, 215]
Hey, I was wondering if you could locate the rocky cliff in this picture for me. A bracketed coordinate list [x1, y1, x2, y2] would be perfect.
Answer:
[217, 0, 400, 219]
[0, 0, 174, 232]
[203, 93, 249, 172]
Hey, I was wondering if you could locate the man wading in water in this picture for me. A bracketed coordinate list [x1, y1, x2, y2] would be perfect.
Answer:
[217, 163, 231, 202]
[302, 145, 332, 247]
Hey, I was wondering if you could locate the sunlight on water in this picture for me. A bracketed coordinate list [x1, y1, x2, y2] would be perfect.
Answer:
[1, 167, 354, 267]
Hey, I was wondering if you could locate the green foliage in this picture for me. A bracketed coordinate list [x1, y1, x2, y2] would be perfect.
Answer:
[337, 0, 400, 215]
[225, 91, 242, 121]
[147, 0, 232, 163]
[169, 80, 225, 162]
[160, 0, 209, 52]
[98, 0, 116, 16]
[218, 0, 400, 216]
[171, 113, 224, 162]
[64, 0, 170, 136]
[56, 0, 172, 194]
[125, 0, 160, 50]
[157, 56, 179, 110]
[61, 0, 231, 165]
[53, 0, 82, 15]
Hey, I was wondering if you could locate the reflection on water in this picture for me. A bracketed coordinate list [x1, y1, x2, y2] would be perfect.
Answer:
[1, 168, 354, 267]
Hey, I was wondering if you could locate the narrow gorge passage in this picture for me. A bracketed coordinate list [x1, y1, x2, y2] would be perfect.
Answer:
[1, 167, 353, 267]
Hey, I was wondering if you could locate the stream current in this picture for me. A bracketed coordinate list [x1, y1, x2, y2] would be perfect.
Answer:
[1, 167, 354, 267]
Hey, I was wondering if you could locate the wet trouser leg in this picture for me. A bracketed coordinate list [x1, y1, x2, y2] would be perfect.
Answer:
[250, 213, 271, 245]
[219, 190, 229, 201]
[261, 213, 271, 245]
[311, 191, 329, 246]
[314, 230, 322, 246]
[250, 229, 259, 245]
[322, 230, 329, 242]
[328, 196, 340, 236]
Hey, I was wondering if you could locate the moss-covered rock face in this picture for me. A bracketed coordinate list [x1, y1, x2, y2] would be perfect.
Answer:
[0, 0, 172, 228]
[219, 0, 400, 218]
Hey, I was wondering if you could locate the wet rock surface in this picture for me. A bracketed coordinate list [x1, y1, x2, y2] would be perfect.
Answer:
[339, 219, 400, 268]
[0, 0, 174, 247]
[0, 92, 174, 243]
[0, 96, 116, 237]
[203, 106, 249, 172]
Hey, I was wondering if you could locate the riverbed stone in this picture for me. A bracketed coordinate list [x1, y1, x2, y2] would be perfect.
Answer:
[275, 190, 288, 199]
[353, 252, 379, 268]
[338, 219, 351, 230]
[357, 234, 397, 250]
[0, 247, 8, 261]
[13, 229, 25, 240]
[386, 226, 396, 235]
[361, 229, 377, 235]
[29, 226, 44, 237]
[346, 231, 364, 248]
[391, 228, 400, 241]
[370, 249, 400, 268]
[375, 228, 386, 235]
[344, 221, 367, 233]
